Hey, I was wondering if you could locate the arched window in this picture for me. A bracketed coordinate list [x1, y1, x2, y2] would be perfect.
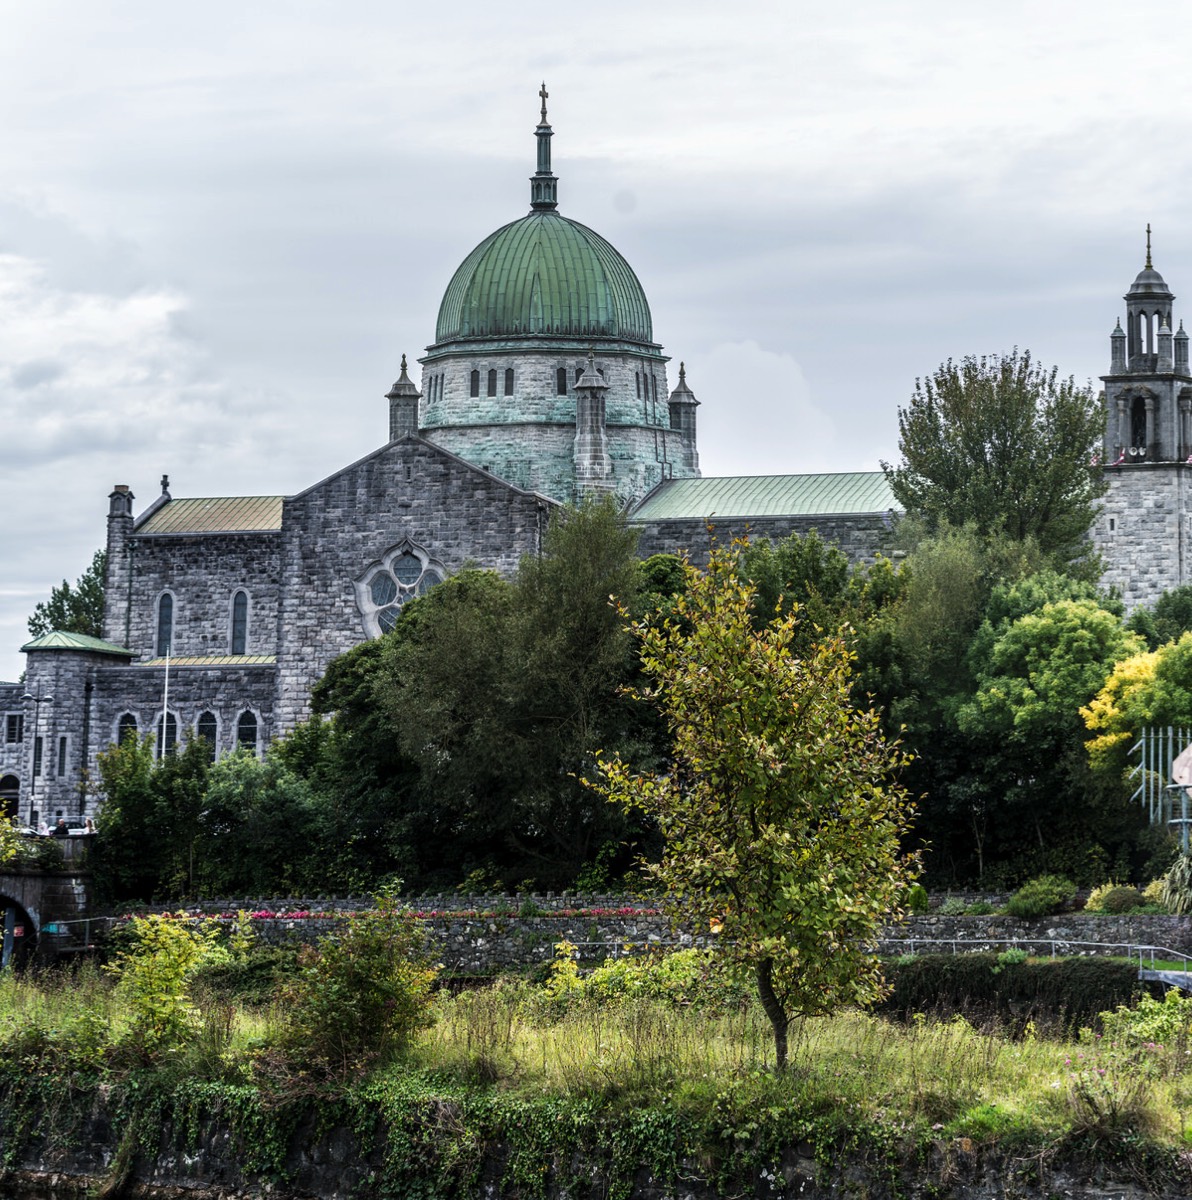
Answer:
[117, 713, 138, 744]
[156, 712, 178, 756]
[156, 593, 173, 656]
[196, 711, 218, 762]
[237, 710, 258, 754]
[0, 775, 17, 821]
[231, 590, 249, 655]
[1131, 396, 1148, 451]
[575, 366, 584, 383]
[635, 372, 641, 399]
[556, 368, 568, 396]
[504, 368, 514, 396]
[487, 369, 497, 397]
[470, 370, 480, 398]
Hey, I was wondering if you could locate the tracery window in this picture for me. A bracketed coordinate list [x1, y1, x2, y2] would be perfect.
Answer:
[355, 541, 446, 637]
[237, 710, 258, 754]
[156, 593, 173, 656]
[231, 590, 249, 655]
[117, 713, 138, 744]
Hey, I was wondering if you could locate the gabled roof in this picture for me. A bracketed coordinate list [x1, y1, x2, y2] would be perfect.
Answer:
[630, 472, 899, 521]
[21, 631, 133, 657]
[136, 496, 285, 535]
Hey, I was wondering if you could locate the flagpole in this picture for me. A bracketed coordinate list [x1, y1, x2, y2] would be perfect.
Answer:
[160, 642, 170, 760]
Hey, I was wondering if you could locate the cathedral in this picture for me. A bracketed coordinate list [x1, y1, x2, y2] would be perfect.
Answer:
[25, 89, 1167, 830]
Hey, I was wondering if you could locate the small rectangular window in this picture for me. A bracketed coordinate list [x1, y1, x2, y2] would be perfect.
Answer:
[635, 373, 641, 399]
[5, 714, 22, 744]
[57, 736, 67, 777]
[33, 736, 43, 777]
[1109, 518, 1116, 532]
[470, 370, 480, 398]
[487, 368, 497, 397]
[504, 368, 514, 396]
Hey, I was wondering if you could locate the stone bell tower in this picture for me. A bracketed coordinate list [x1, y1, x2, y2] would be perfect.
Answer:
[1096, 228, 1192, 608]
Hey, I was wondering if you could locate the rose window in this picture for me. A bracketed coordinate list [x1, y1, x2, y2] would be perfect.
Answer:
[356, 544, 445, 636]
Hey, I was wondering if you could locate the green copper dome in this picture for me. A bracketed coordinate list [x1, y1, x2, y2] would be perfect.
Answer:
[434, 210, 654, 345]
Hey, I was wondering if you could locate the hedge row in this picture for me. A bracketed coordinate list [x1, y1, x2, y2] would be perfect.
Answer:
[877, 953, 1162, 1031]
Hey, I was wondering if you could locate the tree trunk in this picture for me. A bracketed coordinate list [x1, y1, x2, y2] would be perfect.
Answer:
[755, 956, 789, 1071]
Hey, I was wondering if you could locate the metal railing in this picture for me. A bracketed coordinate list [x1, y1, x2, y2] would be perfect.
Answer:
[880, 935, 1192, 975]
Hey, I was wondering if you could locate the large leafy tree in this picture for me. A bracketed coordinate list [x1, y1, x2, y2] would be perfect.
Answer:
[956, 599, 1143, 879]
[27, 549, 106, 639]
[593, 543, 918, 1070]
[882, 351, 1105, 562]
[373, 498, 669, 887]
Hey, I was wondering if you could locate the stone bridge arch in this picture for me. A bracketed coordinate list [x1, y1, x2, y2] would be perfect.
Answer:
[0, 857, 94, 965]
[0, 893, 37, 969]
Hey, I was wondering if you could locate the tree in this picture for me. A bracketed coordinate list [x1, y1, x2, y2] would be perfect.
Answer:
[27, 549, 106, 639]
[373, 498, 668, 887]
[1126, 585, 1192, 650]
[592, 543, 919, 1070]
[882, 351, 1105, 563]
[957, 600, 1143, 880]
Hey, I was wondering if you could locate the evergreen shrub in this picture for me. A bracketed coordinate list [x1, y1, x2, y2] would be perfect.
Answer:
[879, 953, 1154, 1031]
[1005, 874, 1076, 918]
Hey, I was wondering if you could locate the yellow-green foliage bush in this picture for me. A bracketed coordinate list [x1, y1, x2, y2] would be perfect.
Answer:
[106, 913, 222, 1053]
[1084, 882, 1143, 914]
[1143, 878, 1169, 910]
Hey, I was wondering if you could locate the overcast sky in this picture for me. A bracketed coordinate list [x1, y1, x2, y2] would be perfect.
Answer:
[2, 0, 1189, 681]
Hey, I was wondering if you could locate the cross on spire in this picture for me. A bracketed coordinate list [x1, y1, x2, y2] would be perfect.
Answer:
[539, 82, 549, 125]
[1147, 223, 1153, 269]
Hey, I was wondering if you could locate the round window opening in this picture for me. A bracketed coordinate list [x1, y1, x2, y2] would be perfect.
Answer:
[357, 544, 445, 636]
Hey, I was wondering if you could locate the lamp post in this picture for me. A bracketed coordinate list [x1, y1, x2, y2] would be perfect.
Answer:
[20, 691, 54, 830]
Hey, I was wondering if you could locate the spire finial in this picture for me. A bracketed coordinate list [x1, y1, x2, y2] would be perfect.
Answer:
[1147, 223, 1153, 269]
[679, 361, 686, 382]
[530, 83, 558, 211]
[400, 353, 408, 371]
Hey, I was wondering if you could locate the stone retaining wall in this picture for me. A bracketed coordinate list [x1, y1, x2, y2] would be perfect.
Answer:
[125, 895, 1192, 972]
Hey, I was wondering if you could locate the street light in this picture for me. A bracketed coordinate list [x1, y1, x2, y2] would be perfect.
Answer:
[21, 691, 53, 829]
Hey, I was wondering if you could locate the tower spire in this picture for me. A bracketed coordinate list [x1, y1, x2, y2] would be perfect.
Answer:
[1147, 223, 1153, 269]
[530, 82, 558, 211]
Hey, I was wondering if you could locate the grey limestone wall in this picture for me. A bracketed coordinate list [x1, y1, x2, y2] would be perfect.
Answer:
[20, 651, 131, 826]
[148, 896, 1192, 971]
[0, 683, 23, 798]
[90, 661, 279, 772]
[273, 436, 549, 729]
[122, 531, 282, 659]
[1092, 465, 1192, 609]
[633, 512, 897, 567]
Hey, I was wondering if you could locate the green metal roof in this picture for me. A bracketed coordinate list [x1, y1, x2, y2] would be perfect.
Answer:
[435, 211, 653, 344]
[21, 631, 133, 656]
[139, 655, 277, 667]
[136, 496, 284, 535]
[630, 472, 900, 521]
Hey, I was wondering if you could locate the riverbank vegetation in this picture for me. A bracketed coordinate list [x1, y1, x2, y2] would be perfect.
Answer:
[2, 929, 1192, 1196]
